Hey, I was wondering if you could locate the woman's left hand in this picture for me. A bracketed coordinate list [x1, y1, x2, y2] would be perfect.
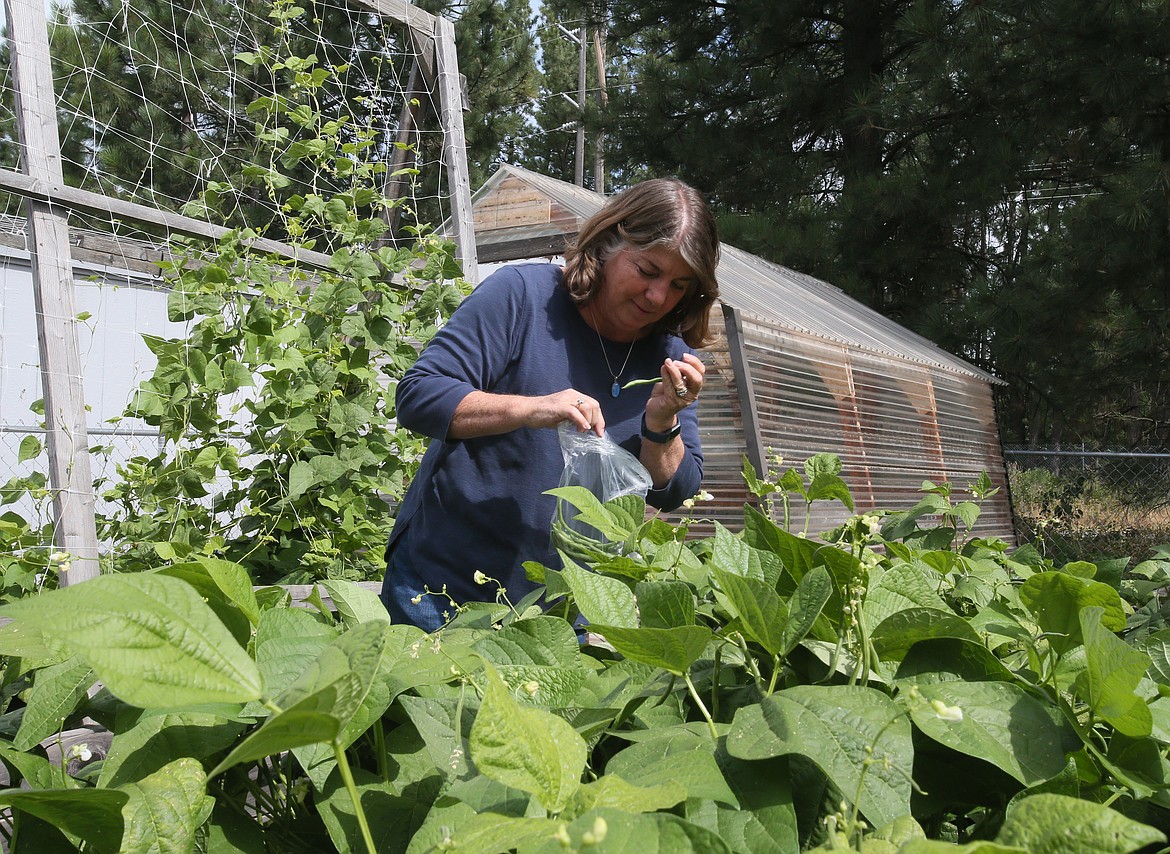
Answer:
[646, 353, 705, 423]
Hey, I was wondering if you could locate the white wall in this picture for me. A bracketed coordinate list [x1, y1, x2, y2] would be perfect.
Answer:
[2, 266, 179, 424]
[0, 249, 186, 526]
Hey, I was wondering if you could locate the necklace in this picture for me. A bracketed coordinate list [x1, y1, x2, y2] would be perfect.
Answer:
[589, 304, 637, 398]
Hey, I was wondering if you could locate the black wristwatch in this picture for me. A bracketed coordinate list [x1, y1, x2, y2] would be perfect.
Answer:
[640, 413, 681, 444]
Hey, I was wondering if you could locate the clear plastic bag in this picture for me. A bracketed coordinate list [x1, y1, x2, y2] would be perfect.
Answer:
[553, 422, 653, 542]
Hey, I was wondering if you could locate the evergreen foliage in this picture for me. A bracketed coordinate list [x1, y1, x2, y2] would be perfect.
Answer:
[445, 0, 540, 190]
[595, 0, 1170, 448]
[520, 0, 585, 183]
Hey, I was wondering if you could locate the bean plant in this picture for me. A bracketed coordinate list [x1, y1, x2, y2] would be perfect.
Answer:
[0, 459, 1169, 852]
[0, 468, 60, 605]
[93, 0, 466, 585]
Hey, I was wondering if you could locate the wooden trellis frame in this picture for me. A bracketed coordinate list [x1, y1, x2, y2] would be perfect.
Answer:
[1, 0, 478, 584]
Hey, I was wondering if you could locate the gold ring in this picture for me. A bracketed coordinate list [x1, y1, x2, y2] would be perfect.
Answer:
[675, 384, 688, 397]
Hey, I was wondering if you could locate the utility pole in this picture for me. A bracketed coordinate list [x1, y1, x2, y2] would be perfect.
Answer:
[592, 9, 607, 195]
[574, 22, 587, 187]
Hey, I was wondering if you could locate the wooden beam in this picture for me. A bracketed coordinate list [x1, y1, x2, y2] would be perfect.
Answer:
[592, 18, 608, 194]
[476, 233, 568, 263]
[352, 0, 437, 70]
[721, 303, 767, 485]
[408, 22, 437, 91]
[432, 14, 478, 281]
[379, 58, 425, 244]
[4, 0, 100, 583]
[0, 168, 335, 271]
[0, 228, 167, 277]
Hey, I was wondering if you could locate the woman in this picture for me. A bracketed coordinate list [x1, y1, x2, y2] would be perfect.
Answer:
[381, 177, 721, 630]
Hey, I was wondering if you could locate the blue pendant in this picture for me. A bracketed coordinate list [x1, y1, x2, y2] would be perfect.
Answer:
[611, 381, 621, 398]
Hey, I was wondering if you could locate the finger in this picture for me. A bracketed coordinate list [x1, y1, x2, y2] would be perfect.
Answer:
[570, 394, 605, 435]
[565, 395, 590, 431]
[674, 354, 704, 385]
[665, 359, 691, 400]
[663, 364, 704, 409]
[579, 395, 606, 436]
[680, 353, 706, 382]
[649, 371, 669, 400]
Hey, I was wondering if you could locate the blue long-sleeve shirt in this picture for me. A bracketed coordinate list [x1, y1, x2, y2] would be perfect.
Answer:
[387, 262, 703, 608]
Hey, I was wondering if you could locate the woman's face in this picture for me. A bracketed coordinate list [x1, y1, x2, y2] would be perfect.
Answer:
[592, 245, 697, 341]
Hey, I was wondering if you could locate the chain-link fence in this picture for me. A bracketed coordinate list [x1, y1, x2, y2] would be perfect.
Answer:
[1004, 446, 1170, 565]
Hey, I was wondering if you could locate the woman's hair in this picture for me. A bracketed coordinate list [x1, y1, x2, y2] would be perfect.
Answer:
[563, 177, 721, 348]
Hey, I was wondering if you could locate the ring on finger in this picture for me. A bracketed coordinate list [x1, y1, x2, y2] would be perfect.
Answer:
[575, 397, 585, 407]
[674, 383, 688, 397]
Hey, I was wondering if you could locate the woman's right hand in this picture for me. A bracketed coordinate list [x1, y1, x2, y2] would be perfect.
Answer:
[538, 390, 604, 436]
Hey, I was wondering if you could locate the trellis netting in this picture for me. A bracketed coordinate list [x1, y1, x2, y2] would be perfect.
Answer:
[0, 0, 472, 585]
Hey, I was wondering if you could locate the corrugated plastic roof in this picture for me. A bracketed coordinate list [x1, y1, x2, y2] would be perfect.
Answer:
[470, 164, 1001, 384]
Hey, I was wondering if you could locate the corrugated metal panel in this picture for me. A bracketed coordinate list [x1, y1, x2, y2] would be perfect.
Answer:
[718, 247, 1000, 383]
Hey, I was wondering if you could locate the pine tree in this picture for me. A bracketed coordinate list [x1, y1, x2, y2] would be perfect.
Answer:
[519, 0, 629, 190]
[595, 0, 1170, 447]
[445, 0, 539, 189]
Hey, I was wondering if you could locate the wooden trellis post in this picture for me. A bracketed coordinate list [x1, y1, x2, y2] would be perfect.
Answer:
[433, 14, 478, 282]
[4, 0, 100, 583]
[360, 0, 479, 281]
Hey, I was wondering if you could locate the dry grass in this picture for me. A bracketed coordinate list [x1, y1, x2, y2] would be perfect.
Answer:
[1009, 464, 1170, 565]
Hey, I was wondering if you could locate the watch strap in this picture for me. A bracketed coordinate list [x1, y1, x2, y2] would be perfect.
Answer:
[641, 413, 681, 444]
